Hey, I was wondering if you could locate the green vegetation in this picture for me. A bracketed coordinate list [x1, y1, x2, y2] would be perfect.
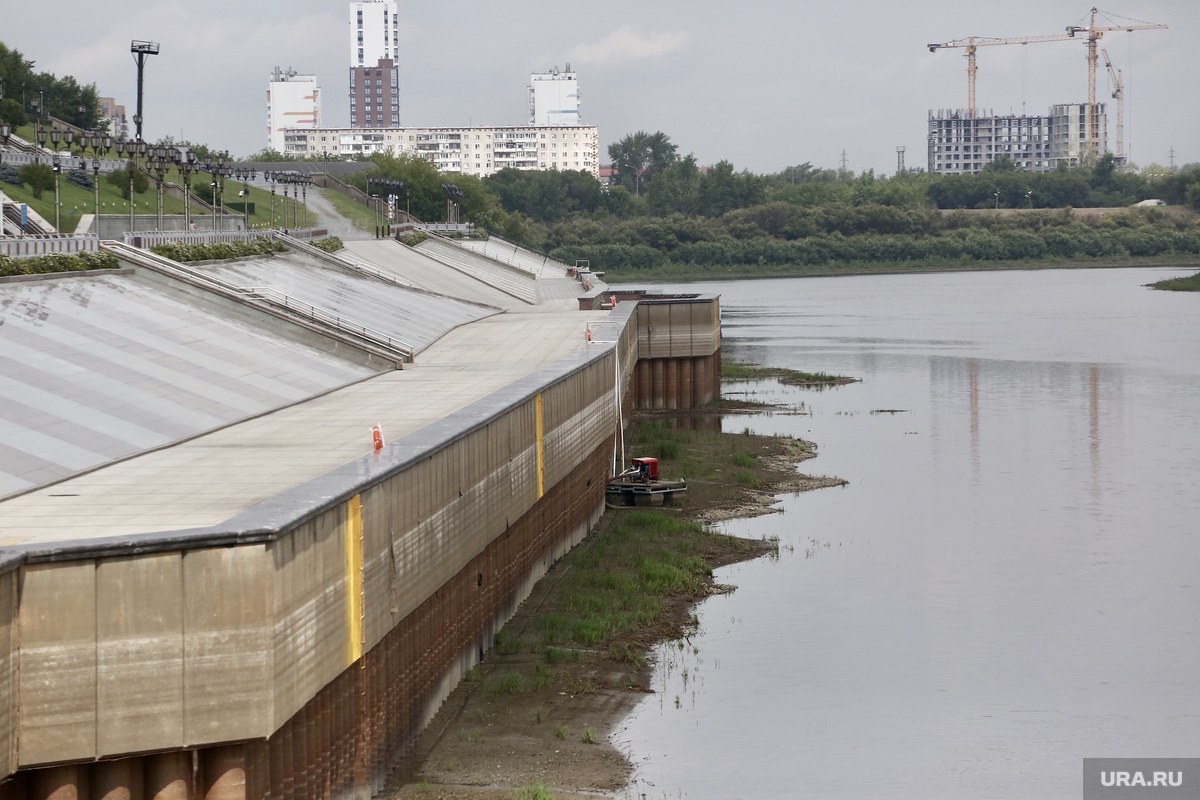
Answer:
[514, 783, 555, 800]
[721, 361, 853, 386]
[396, 230, 430, 247]
[0, 250, 118, 277]
[0, 43, 100, 130]
[311, 236, 344, 253]
[150, 238, 285, 262]
[1150, 271, 1200, 291]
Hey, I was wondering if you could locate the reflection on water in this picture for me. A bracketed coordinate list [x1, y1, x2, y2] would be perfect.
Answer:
[615, 268, 1200, 800]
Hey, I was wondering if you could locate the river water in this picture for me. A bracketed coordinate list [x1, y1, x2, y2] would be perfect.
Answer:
[614, 267, 1200, 800]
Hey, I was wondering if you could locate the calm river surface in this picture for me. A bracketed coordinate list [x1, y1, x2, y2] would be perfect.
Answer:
[614, 267, 1200, 800]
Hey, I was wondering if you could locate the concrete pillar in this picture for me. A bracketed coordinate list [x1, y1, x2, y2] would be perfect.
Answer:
[651, 360, 665, 410]
[200, 747, 245, 800]
[242, 743, 269, 800]
[32, 765, 88, 800]
[664, 359, 679, 410]
[145, 752, 189, 800]
[199, 748, 243, 800]
[679, 359, 694, 409]
[92, 759, 140, 800]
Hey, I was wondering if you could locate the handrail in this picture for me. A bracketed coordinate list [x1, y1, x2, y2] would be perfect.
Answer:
[103, 241, 414, 362]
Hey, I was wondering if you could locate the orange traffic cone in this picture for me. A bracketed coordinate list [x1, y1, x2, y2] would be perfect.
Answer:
[372, 424, 385, 451]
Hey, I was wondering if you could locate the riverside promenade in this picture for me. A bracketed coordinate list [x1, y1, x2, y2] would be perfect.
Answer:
[0, 232, 721, 800]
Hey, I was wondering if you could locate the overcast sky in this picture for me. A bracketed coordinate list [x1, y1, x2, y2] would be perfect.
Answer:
[4, 0, 1197, 175]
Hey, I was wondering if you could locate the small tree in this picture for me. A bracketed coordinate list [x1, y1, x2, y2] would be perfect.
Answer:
[105, 164, 149, 200]
[18, 163, 55, 199]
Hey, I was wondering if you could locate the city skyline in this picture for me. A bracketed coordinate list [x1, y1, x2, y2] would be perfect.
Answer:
[3, 0, 1197, 175]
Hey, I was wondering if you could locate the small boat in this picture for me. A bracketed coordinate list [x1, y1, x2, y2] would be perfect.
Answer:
[605, 457, 687, 507]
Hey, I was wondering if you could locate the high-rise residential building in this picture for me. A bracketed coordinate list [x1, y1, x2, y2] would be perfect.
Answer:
[927, 103, 1108, 175]
[350, 58, 400, 129]
[349, 0, 400, 128]
[529, 65, 580, 126]
[350, 0, 398, 67]
[266, 68, 321, 153]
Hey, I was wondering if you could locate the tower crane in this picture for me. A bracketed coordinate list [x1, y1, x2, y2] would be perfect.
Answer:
[1100, 48, 1124, 162]
[1066, 7, 1166, 162]
[927, 33, 1075, 118]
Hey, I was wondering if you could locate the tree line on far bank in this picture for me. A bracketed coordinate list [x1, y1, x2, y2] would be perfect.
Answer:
[346, 136, 1199, 273]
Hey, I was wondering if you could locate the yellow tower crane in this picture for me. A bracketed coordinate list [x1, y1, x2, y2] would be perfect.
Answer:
[927, 33, 1076, 119]
[1066, 7, 1166, 163]
[1100, 48, 1124, 162]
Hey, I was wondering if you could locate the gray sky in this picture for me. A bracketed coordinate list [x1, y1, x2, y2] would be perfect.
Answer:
[5, 0, 1197, 174]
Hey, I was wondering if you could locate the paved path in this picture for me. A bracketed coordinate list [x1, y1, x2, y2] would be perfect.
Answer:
[308, 186, 370, 241]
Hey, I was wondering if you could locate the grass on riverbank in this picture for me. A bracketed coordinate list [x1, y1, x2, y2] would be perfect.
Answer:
[389, 417, 840, 798]
[1149, 271, 1200, 291]
[721, 360, 857, 387]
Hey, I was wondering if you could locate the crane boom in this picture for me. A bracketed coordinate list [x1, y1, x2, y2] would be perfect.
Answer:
[927, 34, 1076, 117]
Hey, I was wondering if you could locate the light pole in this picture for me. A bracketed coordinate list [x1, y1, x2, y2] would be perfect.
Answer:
[147, 145, 172, 230]
[86, 131, 111, 229]
[0, 123, 10, 232]
[234, 167, 256, 230]
[174, 149, 197, 229]
[49, 128, 74, 232]
[203, 155, 232, 231]
[129, 41, 160, 143]
[264, 171, 277, 229]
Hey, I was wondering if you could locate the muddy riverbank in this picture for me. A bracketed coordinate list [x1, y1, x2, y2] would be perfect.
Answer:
[385, 421, 844, 800]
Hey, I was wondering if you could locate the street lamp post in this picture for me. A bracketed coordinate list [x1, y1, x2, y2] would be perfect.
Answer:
[203, 155, 232, 231]
[264, 171, 277, 229]
[147, 145, 172, 230]
[86, 132, 111, 229]
[174, 149, 197, 229]
[294, 172, 304, 227]
[234, 167, 256, 230]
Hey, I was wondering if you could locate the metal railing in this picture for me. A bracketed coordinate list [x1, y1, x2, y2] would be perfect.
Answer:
[103, 240, 413, 363]
[0, 235, 99, 258]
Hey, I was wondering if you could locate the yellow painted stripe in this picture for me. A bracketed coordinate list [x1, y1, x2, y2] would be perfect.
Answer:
[345, 494, 364, 665]
[535, 393, 545, 499]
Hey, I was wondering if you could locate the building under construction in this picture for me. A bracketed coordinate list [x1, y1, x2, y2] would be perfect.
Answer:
[927, 102, 1107, 175]
[925, 7, 1166, 176]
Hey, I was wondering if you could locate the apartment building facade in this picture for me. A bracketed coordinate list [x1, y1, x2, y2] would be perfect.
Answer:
[267, 68, 321, 153]
[280, 124, 600, 179]
[529, 65, 581, 126]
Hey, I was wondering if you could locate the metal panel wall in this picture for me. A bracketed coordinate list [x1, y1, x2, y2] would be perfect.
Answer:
[636, 299, 720, 360]
[184, 545, 273, 744]
[17, 562, 97, 766]
[0, 569, 15, 780]
[270, 506, 351, 730]
[358, 356, 616, 656]
[96, 554, 185, 756]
